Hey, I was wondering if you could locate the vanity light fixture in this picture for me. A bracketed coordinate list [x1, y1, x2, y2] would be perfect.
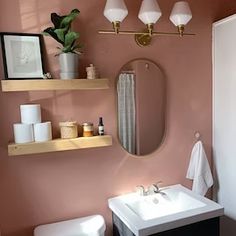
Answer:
[99, 0, 194, 47]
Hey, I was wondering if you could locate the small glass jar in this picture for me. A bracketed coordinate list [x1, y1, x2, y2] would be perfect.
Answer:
[82, 122, 94, 137]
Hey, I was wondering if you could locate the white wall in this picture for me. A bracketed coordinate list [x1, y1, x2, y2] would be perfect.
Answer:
[213, 14, 236, 236]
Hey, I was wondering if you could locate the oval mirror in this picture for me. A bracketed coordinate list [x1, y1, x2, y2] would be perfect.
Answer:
[116, 59, 166, 156]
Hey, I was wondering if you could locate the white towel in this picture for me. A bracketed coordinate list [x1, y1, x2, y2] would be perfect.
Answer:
[186, 141, 213, 196]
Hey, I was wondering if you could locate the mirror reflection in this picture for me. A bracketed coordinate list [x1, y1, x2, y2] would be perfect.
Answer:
[117, 59, 166, 156]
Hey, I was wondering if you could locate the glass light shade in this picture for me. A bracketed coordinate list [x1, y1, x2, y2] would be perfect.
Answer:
[103, 0, 128, 23]
[170, 1, 192, 26]
[138, 0, 162, 25]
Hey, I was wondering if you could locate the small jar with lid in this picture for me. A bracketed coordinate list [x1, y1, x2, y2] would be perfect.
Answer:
[59, 121, 78, 139]
[82, 122, 94, 137]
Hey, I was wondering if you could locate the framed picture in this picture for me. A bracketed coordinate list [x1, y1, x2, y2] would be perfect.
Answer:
[0, 32, 45, 80]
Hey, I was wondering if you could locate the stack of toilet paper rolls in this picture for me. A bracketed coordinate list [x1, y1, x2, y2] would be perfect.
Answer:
[13, 104, 52, 144]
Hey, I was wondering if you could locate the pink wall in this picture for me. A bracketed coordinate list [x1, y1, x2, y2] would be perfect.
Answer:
[0, 1, 236, 236]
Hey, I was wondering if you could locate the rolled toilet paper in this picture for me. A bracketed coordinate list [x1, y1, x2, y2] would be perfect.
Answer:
[34, 122, 52, 142]
[20, 104, 41, 124]
[13, 123, 34, 144]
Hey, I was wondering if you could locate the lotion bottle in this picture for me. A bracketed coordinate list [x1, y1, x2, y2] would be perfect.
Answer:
[98, 117, 104, 135]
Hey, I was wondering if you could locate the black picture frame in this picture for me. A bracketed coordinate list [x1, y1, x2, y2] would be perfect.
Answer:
[0, 32, 45, 80]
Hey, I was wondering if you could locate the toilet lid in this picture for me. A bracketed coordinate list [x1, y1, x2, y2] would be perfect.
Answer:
[34, 215, 106, 236]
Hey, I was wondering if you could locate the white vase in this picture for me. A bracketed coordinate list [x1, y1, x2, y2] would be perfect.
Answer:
[59, 53, 79, 80]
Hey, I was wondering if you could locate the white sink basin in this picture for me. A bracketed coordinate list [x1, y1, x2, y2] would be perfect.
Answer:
[125, 187, 206, 221]
[108, 184, 224, 236]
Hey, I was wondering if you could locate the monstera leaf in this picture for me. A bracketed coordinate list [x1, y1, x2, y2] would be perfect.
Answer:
[54, 28, 68, 44]
[51, 13, 66, 28]
[62, 32, 80, 53]
[60, 9, 80, 28]
[43, 27, 63, 44]
[43, 9, 81, 54]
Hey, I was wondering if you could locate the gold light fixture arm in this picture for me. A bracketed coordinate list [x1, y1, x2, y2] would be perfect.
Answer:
[98, 28, 195, 47]
[98, 30, 195, 36]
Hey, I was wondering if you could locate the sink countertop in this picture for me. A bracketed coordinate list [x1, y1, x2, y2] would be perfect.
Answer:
[108, 184, 224, 236]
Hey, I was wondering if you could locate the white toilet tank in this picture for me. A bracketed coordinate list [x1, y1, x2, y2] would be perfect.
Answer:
[34, 215, 106, 236]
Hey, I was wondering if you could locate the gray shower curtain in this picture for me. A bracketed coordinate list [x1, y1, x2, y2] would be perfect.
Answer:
[117, 73, 136, 154]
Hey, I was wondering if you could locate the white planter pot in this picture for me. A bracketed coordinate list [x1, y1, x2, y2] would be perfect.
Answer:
[59, 53, 79, 80]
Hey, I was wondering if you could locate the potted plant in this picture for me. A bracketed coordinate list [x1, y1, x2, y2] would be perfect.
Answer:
[43, 9, 82, 80]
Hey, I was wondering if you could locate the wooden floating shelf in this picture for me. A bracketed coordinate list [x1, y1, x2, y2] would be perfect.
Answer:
[8, 135, 112, 156]
[1, 78, 109, 92]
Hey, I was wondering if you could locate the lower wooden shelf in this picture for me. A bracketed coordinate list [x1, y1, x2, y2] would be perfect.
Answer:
[8, 135, 112, 156]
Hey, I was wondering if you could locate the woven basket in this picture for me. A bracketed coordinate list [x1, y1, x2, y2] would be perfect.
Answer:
[59, 121, 78, 139]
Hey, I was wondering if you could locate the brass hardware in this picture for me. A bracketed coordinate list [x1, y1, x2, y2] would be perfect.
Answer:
[135, 30, 152, 47]
[98, 28, 195, 46]
[112, 21, 120, 34]
[195, 132, 201, 140]
[98, 30, 195, 36]
[146, 23, 154, 36]
[177, 24, 185, 37]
